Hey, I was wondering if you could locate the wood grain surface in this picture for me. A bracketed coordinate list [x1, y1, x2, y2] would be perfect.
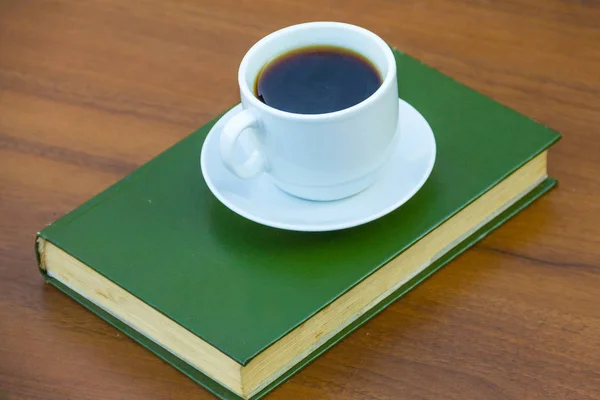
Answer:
[1, 1, 599, 399]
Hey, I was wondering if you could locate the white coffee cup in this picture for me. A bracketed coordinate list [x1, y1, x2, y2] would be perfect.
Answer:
[219, 21, 399, 201]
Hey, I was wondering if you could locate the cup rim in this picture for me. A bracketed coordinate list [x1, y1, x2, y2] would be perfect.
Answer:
[238, 21, 396, 121]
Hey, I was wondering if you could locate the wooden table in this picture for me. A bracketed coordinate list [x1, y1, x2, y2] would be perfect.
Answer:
[2, 1, 599, 399]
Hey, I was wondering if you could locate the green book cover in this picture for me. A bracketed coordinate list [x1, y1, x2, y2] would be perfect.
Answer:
[35, 48, 561, 400]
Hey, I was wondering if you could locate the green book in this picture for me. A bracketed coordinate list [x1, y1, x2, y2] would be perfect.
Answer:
[35, 48, 561, 400]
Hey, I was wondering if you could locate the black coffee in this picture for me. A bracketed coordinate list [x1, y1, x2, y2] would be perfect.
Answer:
[255, 46, 382, 114]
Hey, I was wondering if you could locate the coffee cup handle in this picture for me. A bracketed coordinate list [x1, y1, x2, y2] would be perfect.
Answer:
[219, 109, 266, 179]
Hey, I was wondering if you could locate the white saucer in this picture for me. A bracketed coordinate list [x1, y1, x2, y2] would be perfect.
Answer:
[200, 99, 436, 232]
